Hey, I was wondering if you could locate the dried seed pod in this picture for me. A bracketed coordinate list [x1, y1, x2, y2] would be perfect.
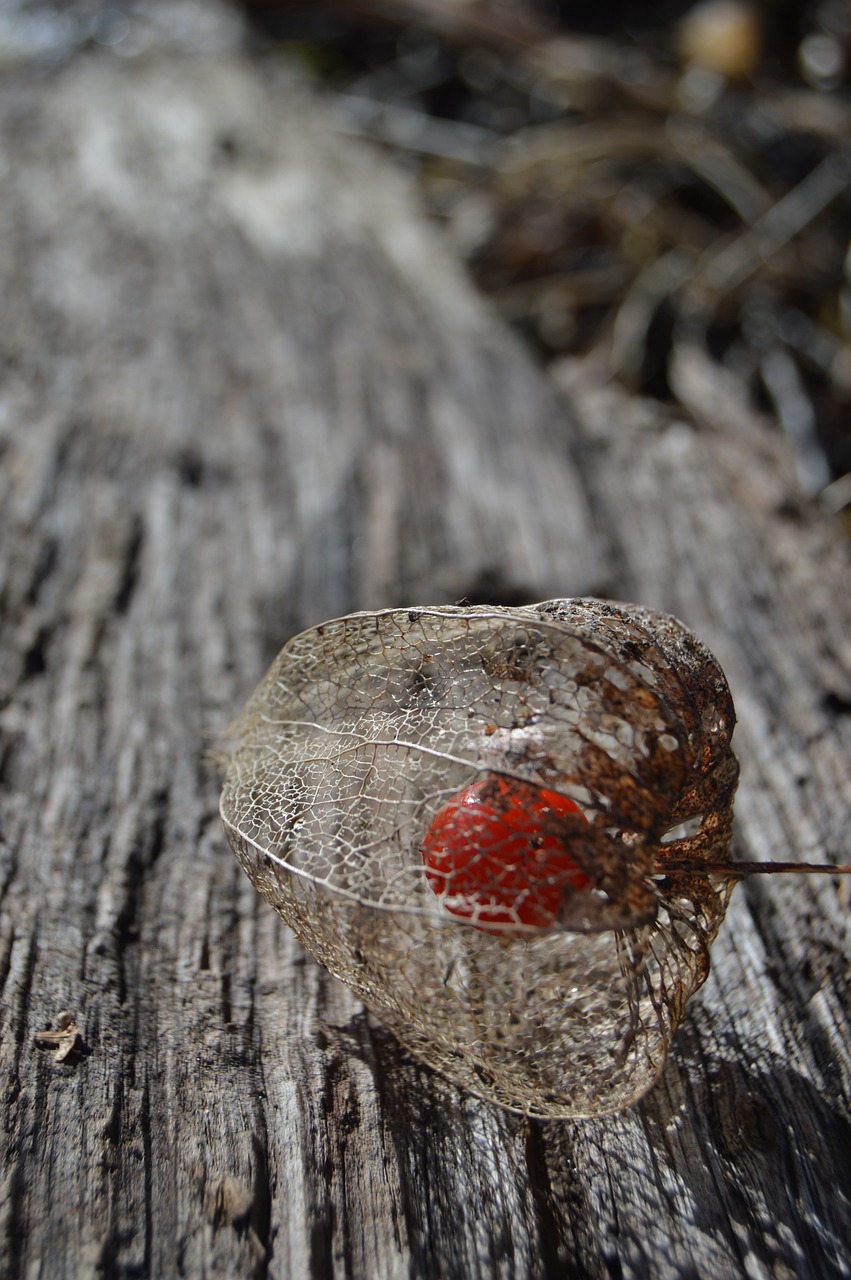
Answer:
[220, 598, 741, 1118]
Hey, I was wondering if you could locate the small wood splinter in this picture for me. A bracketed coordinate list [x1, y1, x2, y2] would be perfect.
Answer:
[34, 1011, 83, 1063]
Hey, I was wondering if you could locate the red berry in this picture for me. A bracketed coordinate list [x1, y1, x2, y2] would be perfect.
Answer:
[421, 774, 590, 931]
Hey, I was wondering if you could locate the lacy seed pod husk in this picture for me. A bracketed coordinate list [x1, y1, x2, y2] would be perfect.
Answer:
[220, 598, 739, 1119]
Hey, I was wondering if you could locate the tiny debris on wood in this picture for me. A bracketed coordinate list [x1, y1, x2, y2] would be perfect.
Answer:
[33, 1011, 83, 1063]
[210, 1176, 255, 1229]
[208, 1177, 267, 1267]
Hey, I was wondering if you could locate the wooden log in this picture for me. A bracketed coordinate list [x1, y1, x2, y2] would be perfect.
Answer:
[0, 22, 848, 1280]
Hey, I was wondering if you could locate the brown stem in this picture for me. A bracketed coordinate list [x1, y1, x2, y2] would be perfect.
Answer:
[657, 860, 851, 877]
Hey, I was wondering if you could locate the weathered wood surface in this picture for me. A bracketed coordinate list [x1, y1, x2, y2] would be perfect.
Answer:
[1, 23, 849, 1280]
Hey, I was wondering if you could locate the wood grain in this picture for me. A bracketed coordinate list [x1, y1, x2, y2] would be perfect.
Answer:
[0, 30, 848, 1280]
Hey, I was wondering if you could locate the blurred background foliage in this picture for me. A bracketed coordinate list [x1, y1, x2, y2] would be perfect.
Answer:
[240, 0, 851, 513]
[1, 0, 848, 511]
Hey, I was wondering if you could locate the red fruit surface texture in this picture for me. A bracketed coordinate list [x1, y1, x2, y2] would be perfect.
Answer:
[421, 774, 590, 931]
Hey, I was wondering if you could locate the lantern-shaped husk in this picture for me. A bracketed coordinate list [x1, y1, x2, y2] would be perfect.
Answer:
[221, 599, 739, 1118]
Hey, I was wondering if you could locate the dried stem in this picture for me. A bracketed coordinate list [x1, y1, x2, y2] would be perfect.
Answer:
[659, 860, 851, 877]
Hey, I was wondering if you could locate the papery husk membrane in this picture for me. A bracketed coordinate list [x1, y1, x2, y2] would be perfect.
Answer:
[221, 598, 738, 1118]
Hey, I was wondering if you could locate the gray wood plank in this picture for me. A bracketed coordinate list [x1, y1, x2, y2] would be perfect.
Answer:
[0, 31, 848, 1280]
